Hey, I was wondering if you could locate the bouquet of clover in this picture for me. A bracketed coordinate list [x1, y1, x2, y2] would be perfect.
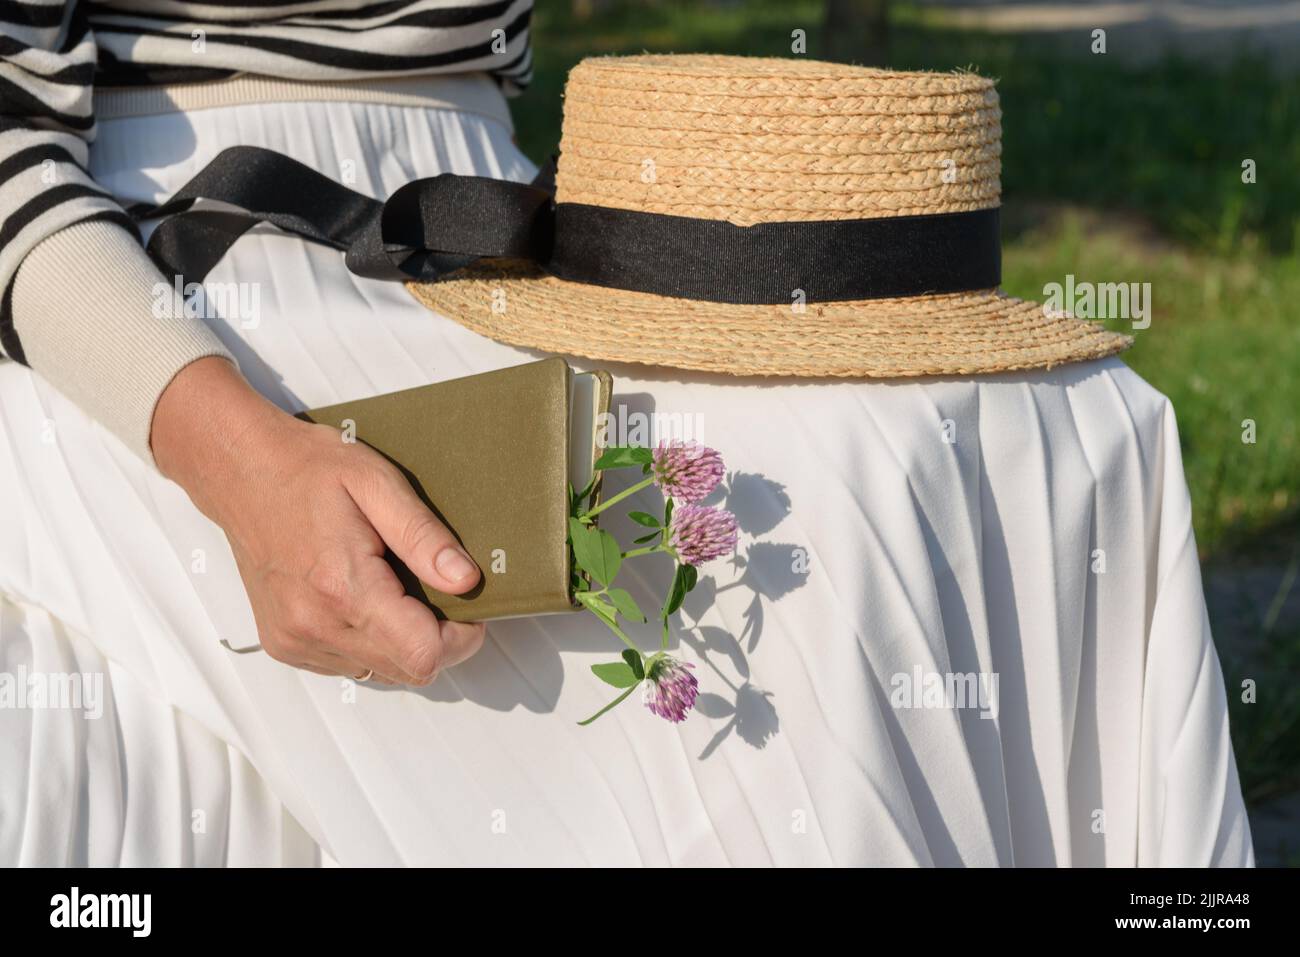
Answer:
[569, 440, 738, 725]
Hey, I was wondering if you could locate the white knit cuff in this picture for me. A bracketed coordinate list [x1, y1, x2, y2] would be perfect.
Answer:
[11, 219, 237, 467]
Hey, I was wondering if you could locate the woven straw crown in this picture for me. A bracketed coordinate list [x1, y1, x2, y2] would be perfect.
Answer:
[411, 54, 1130, 379]
[556, 54, 1002, 226]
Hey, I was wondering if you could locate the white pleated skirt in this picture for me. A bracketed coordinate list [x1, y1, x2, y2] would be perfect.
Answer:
[0, 81, 1253, 866]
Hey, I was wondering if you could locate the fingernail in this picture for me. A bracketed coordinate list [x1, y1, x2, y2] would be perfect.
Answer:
[435, 546, 477, 582]
[440, 620, 487, 666]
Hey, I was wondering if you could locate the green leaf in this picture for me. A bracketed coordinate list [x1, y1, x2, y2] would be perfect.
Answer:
[568, 518, 622, 586]
[568, 517, 593, 574]
[664, 563, 692, 616]
[664, 498, 674, 528]
[607, 587, 645, 622]
[632, 532, 661, 545]
[592, 529, 623, 585]
[594, 446, 653, 470]
[575, 590, 617, 627]
[628, 511, 660, 528]
[683, 564, 698, 592]
[591, 661, 638, 688]
[578, 684, 639, 725]
[621, 648, 645, 680]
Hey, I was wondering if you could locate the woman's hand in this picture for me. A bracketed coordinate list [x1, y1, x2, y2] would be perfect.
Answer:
[151, 356, 485, 684]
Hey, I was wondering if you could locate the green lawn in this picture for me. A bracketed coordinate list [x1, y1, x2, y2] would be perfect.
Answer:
[1001, 212, 1300, 557]
[519, 0, 1300, 812]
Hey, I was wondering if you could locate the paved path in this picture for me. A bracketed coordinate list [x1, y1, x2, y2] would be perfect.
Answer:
[920, 0, 1300, 69]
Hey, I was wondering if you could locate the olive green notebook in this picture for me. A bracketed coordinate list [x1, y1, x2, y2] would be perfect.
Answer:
[300, 358, 612, 621]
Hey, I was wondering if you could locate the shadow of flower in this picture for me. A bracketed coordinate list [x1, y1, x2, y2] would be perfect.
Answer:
[694, 683, 780, 759]
[711, 471, 792, 536]
[673, 470, 807, 757]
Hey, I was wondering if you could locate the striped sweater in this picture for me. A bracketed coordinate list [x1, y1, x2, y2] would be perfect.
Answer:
[0, 0, 532, 461]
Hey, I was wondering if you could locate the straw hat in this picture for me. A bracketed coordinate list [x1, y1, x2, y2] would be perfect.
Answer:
[409, 54, 1131, 377]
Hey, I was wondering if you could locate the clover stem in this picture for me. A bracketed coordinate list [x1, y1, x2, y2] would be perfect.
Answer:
[621, 545, 665, 560]
[583, 475, 656, 520]
[577, 683, 639, 726]
[600, 615, 643, 657]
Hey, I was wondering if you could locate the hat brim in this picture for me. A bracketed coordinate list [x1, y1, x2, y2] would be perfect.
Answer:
[408, 263, 1131, 378]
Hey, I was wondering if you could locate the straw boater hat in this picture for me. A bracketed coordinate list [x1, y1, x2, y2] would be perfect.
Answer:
[410, 54, 1131, 377]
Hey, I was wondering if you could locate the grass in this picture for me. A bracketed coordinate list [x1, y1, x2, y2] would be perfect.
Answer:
[1001, 209, 1300, 555]
[517, 0, 1300, 815]
[1224, 607, 1300, 806]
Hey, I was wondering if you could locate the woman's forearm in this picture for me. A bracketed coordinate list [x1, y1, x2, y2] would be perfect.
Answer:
[11, 222, 236, 465]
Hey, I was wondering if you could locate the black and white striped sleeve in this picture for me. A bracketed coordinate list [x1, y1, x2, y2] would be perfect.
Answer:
[1, 0, 132, 358]
[1, 0, 233, 462]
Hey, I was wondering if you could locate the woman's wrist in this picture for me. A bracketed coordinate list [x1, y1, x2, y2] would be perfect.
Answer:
[151, 356, 288, 519]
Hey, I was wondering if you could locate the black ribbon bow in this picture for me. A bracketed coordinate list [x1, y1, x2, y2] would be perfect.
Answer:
[130, 145, 1001, 304]
[130, 146, 555, 285]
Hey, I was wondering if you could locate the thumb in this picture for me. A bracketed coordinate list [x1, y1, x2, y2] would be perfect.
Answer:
[345, 461, 481, 594]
